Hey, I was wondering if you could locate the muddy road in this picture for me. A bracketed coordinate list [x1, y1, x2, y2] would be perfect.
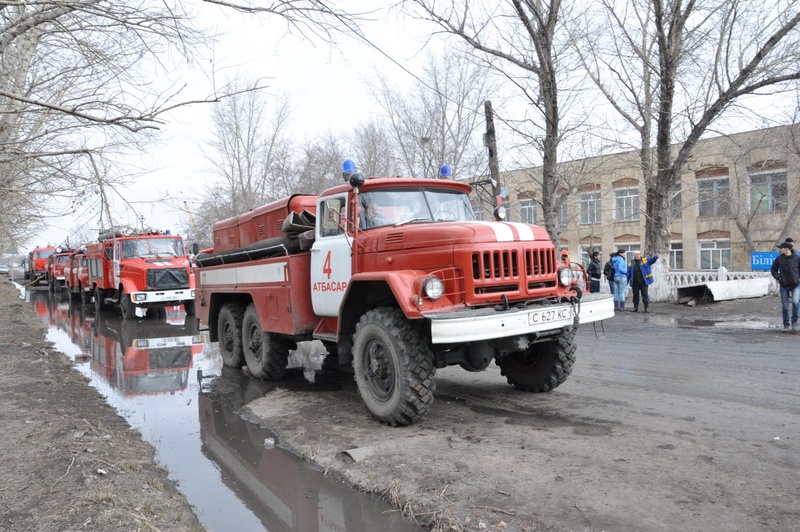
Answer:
[244, 299, 799, 531]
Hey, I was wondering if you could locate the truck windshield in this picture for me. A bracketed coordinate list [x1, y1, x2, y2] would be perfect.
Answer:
[359, 188, 475, 229]
[35, 250, 55, 259]
[120, 238, 185, 259]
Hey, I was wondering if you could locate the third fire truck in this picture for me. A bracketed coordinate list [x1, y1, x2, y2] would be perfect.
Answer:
[194, 162, 614, 425]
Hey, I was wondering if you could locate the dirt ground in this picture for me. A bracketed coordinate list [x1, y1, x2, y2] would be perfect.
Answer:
[0, 272, 785, 532]
[0, 280, 202, 532]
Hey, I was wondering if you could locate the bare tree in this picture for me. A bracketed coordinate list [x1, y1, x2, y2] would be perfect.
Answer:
[0, 1, 368, 249]
[406, 1, 593, 243]
[371, 50, 493, 181]
[191, 86, 295, 244]
[576, 0, 800, 299]
[348, 119, 402, 178]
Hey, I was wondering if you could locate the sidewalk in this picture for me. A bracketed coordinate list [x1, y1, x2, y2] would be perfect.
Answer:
[618, 293, 783, 330]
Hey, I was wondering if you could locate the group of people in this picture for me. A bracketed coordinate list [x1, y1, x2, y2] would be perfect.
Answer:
[586, 248, 659, 313]
[770, 237, 800, 332]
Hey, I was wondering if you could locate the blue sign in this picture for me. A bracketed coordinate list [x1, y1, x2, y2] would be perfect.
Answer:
[751, 251, 777, 271]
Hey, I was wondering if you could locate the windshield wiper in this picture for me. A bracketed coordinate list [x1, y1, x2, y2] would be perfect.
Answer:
[393, 217, 430, 227]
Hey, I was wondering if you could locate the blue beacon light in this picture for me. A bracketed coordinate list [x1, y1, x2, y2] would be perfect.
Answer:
[440, 164, 453, 178]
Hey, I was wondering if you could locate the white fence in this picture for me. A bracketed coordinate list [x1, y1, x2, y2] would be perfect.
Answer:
[596, 267, 777, 300]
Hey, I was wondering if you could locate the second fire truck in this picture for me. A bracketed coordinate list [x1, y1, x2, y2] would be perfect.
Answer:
[86, 228, 195, 319]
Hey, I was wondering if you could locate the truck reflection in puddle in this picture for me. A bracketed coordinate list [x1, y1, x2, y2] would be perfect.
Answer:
[198, 367, 424, 532]
[89, 307, 205, 396]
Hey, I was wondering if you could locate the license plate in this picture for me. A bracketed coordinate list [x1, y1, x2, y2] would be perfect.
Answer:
[528, 307, 571, 325]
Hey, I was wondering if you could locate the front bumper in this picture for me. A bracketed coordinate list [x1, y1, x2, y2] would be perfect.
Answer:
[424, 293, 614, 344]
[131, 288, 194, 305]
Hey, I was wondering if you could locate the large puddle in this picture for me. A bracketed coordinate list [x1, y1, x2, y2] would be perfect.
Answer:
[25, 287, 424, 532]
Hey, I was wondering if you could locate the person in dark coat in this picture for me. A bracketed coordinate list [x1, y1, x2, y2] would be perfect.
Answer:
[603, 253, 616, 294]
[770, 241, 800, 332]
[587, 250, 602, 293]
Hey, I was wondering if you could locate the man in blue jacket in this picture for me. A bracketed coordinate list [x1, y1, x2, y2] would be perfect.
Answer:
[627, 251, 659, 313]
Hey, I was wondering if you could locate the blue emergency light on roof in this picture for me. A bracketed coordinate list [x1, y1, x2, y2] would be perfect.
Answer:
[440, 164, 453, 178]
[343, 159, 357, 181]
[165, 229, 170, 235]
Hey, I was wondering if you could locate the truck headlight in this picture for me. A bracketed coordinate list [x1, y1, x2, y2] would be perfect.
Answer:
[422, 276, 444, 300]
[558, 267, 573, 287]
[132, 293, 147, 302]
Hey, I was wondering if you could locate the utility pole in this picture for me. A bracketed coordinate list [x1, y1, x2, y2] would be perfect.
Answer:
[484, 101, 504, 219]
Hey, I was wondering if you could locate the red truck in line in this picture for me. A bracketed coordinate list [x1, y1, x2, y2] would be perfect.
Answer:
[26, 245, 57, 286]
[47, 248, 73, 293]
[64, 248, 93, 304]
[194, 162, 614, 425]
[86, 228, 195, 319]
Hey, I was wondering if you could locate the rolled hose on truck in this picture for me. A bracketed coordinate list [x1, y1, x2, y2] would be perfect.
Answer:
[194, 210, 316, 267]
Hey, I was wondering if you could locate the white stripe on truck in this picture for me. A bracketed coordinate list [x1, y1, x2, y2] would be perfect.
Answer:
[201, 261, 287, 286]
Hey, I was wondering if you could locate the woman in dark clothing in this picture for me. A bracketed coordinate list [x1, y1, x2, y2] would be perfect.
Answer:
[587, 251, 602, 293]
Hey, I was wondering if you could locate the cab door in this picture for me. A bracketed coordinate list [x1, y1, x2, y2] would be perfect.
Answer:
[310, 194, 352, 317]
[113, 241, 121, 288]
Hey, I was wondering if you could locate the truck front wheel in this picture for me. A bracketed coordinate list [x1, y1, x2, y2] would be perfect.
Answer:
[496, 328, 577, 392]
[242, 304, 291, 380]
[217, 302, 245, 368]
[120, 293, 137, 319]
[352, 307, 436, 426]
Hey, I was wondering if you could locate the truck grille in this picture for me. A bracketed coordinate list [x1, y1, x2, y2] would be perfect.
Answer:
[471, 248, 557, 296]
[147, 268, 189, 290]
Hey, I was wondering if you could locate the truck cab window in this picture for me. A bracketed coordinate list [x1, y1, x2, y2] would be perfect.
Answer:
[359, 188, 476, 228]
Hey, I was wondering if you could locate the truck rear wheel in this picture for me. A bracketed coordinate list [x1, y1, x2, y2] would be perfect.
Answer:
[242, 304, 291, 380]
[80, 284, 91, 305]
[218, 302, 245, 368]
[497, 328, 577, 392]
[352, 307, 436, 426]
[94, 287, 109, 312]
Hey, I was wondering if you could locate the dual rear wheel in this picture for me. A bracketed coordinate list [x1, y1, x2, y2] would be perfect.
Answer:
[216, 302, 292, 380]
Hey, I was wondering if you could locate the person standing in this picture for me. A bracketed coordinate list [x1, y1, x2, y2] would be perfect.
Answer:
[627, 250, 659, 313]
[770, 241, 800, 332]
[587, 251, 602, 293]
[612, 249, 628, 311]
[603, 253, 616, 294]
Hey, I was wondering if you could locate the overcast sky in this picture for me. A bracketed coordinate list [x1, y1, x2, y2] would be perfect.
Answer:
[33, 2, 441, 250]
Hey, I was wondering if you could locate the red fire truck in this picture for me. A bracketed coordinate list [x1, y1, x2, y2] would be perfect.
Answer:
[47, 248, 73, 293]
[86, 228, 195, 319]
[64, 248, 93, 303]
[26, 245, 57, 285]
[194, 162, 614, 426]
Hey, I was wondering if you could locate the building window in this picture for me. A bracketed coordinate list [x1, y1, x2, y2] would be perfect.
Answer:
[614, 188, 640, 221]
[519, 199, 536, 224]
[670, 183, 682, 220]
[580, 245, 601, 267]
[580, 192, 601, 224]
[750, 172, 788, 213]
[471, 201, 485, 221]
[697, 178, 730, 217]
[615, 244, 638, 263]
[699, 240, 731, 270]
[558, 202, 568, 227]
[670, 242, 683, 270]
